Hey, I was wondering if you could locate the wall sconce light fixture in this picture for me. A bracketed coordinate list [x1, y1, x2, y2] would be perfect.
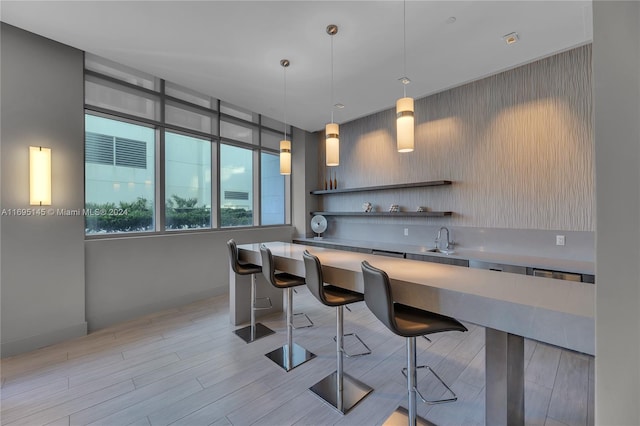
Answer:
[29, 146, 52, 206]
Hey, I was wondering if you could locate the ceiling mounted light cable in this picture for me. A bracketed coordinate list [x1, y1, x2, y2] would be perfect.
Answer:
[396, 0, 415, 153]
[279, 59, 291, 175]
[325, 24, 340, 167]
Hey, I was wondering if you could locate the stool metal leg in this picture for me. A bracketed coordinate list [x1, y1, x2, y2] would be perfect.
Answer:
[309, 305, 373, 415]
[234, 274, 275, 343]
[265, 287, 315, 371]
[383, 337, 432, 426]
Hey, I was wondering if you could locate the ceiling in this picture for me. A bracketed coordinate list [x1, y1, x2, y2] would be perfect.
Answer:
[1, 1, 592, 132]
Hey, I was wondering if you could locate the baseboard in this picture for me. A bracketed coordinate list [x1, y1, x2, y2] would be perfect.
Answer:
[1, 321, 88, 358]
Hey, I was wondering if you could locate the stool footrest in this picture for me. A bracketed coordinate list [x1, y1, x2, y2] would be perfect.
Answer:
[333, 332, 372, 357]
[401, 365, 458, 405]
[309, 371, 373, 415]
[292, 312, 314, 329]
[253, 296, 272, 310]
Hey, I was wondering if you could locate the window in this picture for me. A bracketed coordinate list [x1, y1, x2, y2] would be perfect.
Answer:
[220, 145, 253, 227]
[85, 54, 290, 236]
[85, 114, 155, 234]
[261, 152, 285, 225]
[165, 132, 212, 230]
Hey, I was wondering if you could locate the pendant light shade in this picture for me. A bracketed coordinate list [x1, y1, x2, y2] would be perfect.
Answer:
[325, 122, 339, 166]
[280, 139, 291, 175]
[279, 59, 291, 175]
[396, 1, 415, 153]
[325, 24, 339, 167]
[396, 96, 414, 153]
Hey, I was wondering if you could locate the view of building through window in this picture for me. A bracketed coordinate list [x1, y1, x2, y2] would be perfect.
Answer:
[220, 144, 253, 227]
[85, 115, 155, 234]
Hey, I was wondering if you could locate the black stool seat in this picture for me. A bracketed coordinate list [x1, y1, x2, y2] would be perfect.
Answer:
[234, 262, 261, 276]
[320, 285, 364, 306]
[227, 239, 275, 344]
[393, 303, 467, 337]
[271, 272, 306, 288]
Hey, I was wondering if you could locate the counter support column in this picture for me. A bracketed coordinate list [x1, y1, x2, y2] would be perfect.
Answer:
[485, 327, 525, 426]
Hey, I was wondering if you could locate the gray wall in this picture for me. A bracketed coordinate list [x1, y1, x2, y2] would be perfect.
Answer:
[318, 45, 594, 232]
[593, 1, 640, 424]
[85, 226, 292, 331]
[1, 24, 87, 357]
[291, 127, 318, 238]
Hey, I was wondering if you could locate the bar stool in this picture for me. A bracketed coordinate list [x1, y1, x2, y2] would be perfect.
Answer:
[303, 250, 373, 414]
[260, 244, 316, 371]
[361, 260, 468, 426]
[226, 239, 275, 343]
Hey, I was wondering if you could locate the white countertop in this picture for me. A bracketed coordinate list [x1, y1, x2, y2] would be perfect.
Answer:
[239, 241, 595, 355]
[293, 237, 595, 275]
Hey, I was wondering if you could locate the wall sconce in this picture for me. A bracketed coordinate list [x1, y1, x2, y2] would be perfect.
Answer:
[29, 146, 52, 206]
[279, 59, 292, 175]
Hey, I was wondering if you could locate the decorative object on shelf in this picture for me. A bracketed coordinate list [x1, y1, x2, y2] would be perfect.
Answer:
[279, 59, 291, 175]
[329, 171, 334, 190]
[396, 0, 415, 153]
[324, 168, 328, 190]
[333, 172, 337, 190]
[362, 202, 373, 212]
[389, 204, 400, 212]
[417, 206, 426, 212]
[325, 24, 340, 166]
[310, 214, 328, 239]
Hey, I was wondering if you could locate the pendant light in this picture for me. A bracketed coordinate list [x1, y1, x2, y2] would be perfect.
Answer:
[279, 59, 291, 175]
[396, 0, 414, 153]
[325, 24, 339, 167]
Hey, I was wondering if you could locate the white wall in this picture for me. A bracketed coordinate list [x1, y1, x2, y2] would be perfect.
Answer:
[0, 24, 87, 357]
[593, 1, 640, 424]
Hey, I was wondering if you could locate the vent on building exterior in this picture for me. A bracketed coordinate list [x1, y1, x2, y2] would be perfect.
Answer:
[224, 191, 249, 200]
[85, 132, 147, 169]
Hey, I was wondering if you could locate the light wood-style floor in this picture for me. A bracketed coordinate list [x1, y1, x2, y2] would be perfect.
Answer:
[1, 288, 594, 426]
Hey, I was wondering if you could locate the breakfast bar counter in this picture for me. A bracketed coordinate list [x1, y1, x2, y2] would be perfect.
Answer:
[233, 241, 595, 425]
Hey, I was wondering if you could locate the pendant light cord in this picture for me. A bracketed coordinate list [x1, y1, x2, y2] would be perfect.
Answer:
[330, 32, 335, 124]
[403, 0, 408, 98]
[283, 65, 287, 140]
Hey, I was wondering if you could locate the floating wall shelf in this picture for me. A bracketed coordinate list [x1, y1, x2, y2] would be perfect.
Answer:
[310, 180, 452, 195]
[310, 211, 452, 217]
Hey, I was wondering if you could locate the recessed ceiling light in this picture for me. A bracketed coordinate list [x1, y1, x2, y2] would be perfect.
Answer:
[334, 103, 345, 109]
[502, 32, 519, 45]
[446, 17, 456, 24]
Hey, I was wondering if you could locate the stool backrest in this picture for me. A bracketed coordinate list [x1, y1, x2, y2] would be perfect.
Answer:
[303, 250, 327, 305]
[361, 260, 396, 333]
[259, 244, 278, 287]
[226, 239, 241, 274]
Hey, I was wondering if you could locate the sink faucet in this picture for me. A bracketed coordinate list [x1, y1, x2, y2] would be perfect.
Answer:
[435, 227, 454, 251]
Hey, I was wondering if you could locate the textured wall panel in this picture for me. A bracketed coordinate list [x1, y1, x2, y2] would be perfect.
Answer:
[317, 45, 594, 231]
